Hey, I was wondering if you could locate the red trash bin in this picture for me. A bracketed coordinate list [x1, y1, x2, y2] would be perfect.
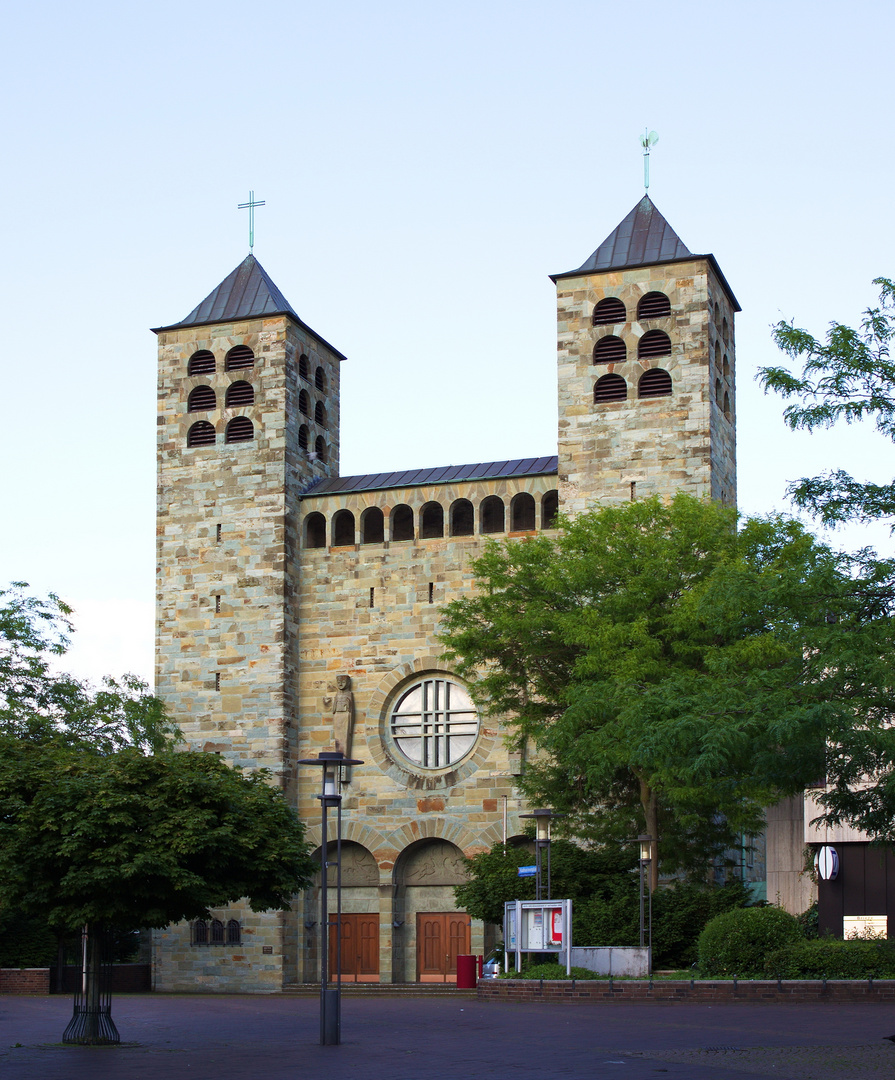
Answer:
[456, 954, 477, 989]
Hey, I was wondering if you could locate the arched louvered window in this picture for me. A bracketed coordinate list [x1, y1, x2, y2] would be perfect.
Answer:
[299, 389, 310, 416]
[226, 919, 241, 945]
[192, 920, 208, 945]
[723, 391, 731, 421]
[715, 377, 723, 404]
[723, 353, 730, 378]
[714, 342, 722, 373]
[314, 436, 327, 462]
[714, 302, 721, 326]
[332, 509, 355, 546]
[510, 492, 536, 532]
[420, 502, 444, 539]
[390, 504, 414, 542]
[188, 385, 215, 412]
[722, 317, 729, 343]
[225, 417, 254, 443]
[361, 507, 384, 544]
[211, 919, 225, 944]
[639, 369, 672, 398]
[225, 345, 255, 371]
[593, 336, 626, 364]
[638, 330, 671, 360]
[225, 381, 254, 407]
[298, 424, 309, 450]
[299, 353, 309, 380]
[188, 350, 215, 375]
[315, 401, 327, 427]
[637, 291, 671, 319]
[305, 512, 326, 548]
[594, 373, 627, 403]
[592, 297, 626, 326]
[542, 490, 559, 529]
[315, 367, 326, 392]
[480, 496, 505, 534]
[187, 421, 215, 447]
[450, 499, 474, 537]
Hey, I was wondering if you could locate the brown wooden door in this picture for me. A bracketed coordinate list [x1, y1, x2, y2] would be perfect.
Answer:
[328, 914, 380, 982]
[416, 913, 471, 983]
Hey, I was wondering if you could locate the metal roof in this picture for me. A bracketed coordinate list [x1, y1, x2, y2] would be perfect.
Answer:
[301, 455, 559, 498]
[151, 255, 348, 356]
[550, 195, 740, 311]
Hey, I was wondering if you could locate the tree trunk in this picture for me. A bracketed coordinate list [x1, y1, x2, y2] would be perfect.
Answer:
[638, 778, 660, 892]
[61, 924, 119, 1045]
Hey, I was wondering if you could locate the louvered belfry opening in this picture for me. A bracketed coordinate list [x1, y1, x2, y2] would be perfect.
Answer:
[188, 350, 215, 375]
[188, 385, 215, 412]
[638, 330, 671, 360]
[638, 368, 672, 398]
[299, 353, 309, 380]
[225, 345, 254, 371]
[225, 381, 254, 407]
[314, 401, 327, 427]
[299, 389, 309, 416]
[314, 435, 327, 462]
[225, 417, 253, 443]
[594, 373, 627, 403]
[315, 367, 326, 391]
[593, 336, 626, 364]
[187, 421, 215, 447]
[298, 424, 309, 450]
[637, 291, 671, 319]
[592, 297, 626, 325]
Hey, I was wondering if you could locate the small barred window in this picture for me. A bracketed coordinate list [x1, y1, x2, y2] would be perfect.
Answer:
[188, 350, 215, 375]
[187, 421, 215, 447]
[225, 345, 255, 371]
[225, 417, 254, 443]
[188, 386, 216, 412]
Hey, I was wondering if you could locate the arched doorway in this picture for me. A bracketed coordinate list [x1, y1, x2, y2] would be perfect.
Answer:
[394, 839, 470, 983]
[311, 841, 380, 982]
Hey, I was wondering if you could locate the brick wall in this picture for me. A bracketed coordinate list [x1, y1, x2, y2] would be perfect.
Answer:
[478, 978, 895, 1004]
[0, 968, 50, 994]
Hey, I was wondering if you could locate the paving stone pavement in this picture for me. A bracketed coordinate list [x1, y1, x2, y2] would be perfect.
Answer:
[2, 994, 895, 1079]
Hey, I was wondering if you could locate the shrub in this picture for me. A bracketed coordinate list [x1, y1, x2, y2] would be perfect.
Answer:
[697, 906, 801, 976]
[512, 963, 602, 981]
[765, 938, 895, 979]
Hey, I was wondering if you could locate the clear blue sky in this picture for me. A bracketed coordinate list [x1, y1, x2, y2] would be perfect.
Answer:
[1, 0, 892, 685]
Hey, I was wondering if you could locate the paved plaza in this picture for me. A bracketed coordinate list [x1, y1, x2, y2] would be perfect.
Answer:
[2, 992, 895, 1080]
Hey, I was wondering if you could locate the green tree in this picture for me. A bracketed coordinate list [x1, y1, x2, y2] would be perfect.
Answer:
[440, 495, 895, 882]
[0, 582, 176, 752]
[759, 277, 895, 527]
[0, 739, 314, 1040]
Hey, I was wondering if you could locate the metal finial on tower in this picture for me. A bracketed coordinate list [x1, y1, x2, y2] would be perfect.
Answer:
[238, 190, 266, 253]
[640, 130, 658, 191]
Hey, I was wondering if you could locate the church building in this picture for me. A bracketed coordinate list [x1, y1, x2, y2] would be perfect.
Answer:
[150, 196, 739, 990]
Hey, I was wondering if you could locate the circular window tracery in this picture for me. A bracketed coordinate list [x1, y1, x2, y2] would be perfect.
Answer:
[389, 677, 479, 770]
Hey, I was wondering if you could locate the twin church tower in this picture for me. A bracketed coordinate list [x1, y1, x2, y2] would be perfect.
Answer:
[151, 196, 738, 990]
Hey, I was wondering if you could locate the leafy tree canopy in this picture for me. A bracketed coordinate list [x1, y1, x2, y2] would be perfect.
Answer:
[760, 277, 895, 527]
[0, 740, 315, 931]
[0, 582, 176, 752]
[440, 495, 895, 874]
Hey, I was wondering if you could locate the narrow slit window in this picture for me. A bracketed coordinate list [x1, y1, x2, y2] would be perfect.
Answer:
[370, 587, 375, 608]
[428, 582, 434, 604]
[214, 672, 220, 691]
[216, 524, 222, 543]
[215, 595, 221, 613]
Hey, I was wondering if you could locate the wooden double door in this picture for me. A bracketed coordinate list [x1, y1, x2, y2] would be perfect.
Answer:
[417, 912, 471, 983]
[328, 913, 380, 982]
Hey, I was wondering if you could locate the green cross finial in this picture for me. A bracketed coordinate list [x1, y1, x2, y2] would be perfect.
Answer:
[640, 130, 658, 190]
[238, 190, 266, 253]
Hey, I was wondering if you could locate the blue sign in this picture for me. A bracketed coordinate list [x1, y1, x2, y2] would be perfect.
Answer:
[517, 865, 537, 877]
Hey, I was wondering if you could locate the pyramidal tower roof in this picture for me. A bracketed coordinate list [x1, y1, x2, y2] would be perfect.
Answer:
[152, 256, 347, 355]
[550, 194, 740, 309]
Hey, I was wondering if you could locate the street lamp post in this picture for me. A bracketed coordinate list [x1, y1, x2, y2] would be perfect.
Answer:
[519, 809, 565, 901]
[637, 834, 653, 962]
[298, 751, 363, 1046]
